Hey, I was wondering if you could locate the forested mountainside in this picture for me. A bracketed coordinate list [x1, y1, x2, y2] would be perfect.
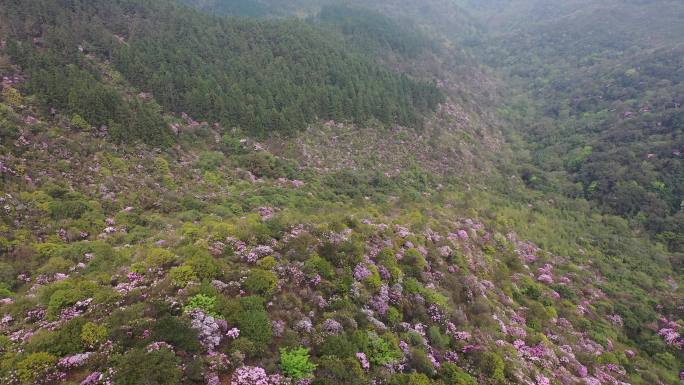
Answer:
[462, 0, 684, 253]
[1, 0, 442, 142]
[0, 1, 682, 385]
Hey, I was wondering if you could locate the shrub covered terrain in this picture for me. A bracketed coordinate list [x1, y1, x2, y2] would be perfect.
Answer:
[0, 1, 682, 385]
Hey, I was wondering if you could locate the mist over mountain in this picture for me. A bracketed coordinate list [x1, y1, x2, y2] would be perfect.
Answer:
[0, 1, 681, 385]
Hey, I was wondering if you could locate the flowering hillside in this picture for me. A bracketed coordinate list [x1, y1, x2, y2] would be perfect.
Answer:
[0, 1, 682, 385]
[1, 77, 682, 384]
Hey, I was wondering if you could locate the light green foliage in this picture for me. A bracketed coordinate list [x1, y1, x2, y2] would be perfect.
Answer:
[0, 285, 12, 298]
[304, 254, 334, 279]
[356, 331, 401, 366]
[0, 335, 10, 353]
[653, 352, 677, 370]
[34, 242, 68, 261]
[280, 347, 317, 380]
[256, 256, 277, 270]
[480, 351, 505, 384]
[47, 288, 82, 317]
[25, 318, 86, 356]
[185, 294, 220, 318]
[197, 151, 225, 171]
[17, 352, 57, 384]
[386, 307, 402, 325]
[427, 326, 449, 350]
[439, 363, 477, 385]
[376, 248, 402, 282]
[186, 252, 220, 280]
[169, 265, 197, 287]
[70, 114, 90, 130]
[153, 156, 170, 174]
[37, 256, 71, 275]
[144, 248, 176, 269]
[81, 322, 108, 347]
[1, 85, 23, 107]
[389, 372, 432, 385]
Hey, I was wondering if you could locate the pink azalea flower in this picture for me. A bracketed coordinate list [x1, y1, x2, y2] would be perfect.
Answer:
[356, 352, 370, 371]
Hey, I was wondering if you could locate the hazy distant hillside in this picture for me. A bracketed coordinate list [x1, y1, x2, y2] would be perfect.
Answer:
[181, 0, 478, 38]
[461, 0, 684, 253]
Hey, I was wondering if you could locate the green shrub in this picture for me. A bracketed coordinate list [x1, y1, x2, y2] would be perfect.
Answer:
[244, 269, 278, 296]
[47, 289, 82, 318]
[313, 357, 368, 385]
[1, 85, 23, 107]
[186, 253, 220, 280]
[169, 265, 197, 287]
[0, 285, 12, 299]
[376, 248, 402, 282]
[304, 254, 335, 279]
[38, 257, 71, 275]
[144, 248, 176, 269]
[185, 294, 220, 318]
[439, 363, 477, 385]
[479, 351, 505, 384]
[408, 348, 435, 376]
[241, 152, 279, 178]
[354, 331, 401, 366]
[279, 347, 317, 380]
[34, 242, 68, 261]
[653, 352, 677, 370]
[81, 322, 108, 348]
[151, 316, 201, 353]
[427, 326, 449, 349]
[233, 296, 272, 350]
[0, 335, 10, 353]
[113, 347, 182, 385]
[386, 306, 402, 325]
[197, 151, 226, 171]
[317, 334, 356, 358]
[388, 372, 432, 385]
[0, 262, 14, 288]
[17, 352, 57, 384]
[70, 114, 90, 130]
[256, 256, 277, 270]
[48, 200, 89, 220]
[26, 326, 83, 356]
[231, 337, 258, 356]
[401, 248, 427, 277]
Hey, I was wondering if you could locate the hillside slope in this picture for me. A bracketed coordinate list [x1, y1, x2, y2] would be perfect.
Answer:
[0, 1, 682, 385]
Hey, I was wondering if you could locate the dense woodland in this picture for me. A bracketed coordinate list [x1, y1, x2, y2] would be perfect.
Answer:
[1, 0, 443, 141]
[0, 1, 682, 385]
[463, 0, 684, 253]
